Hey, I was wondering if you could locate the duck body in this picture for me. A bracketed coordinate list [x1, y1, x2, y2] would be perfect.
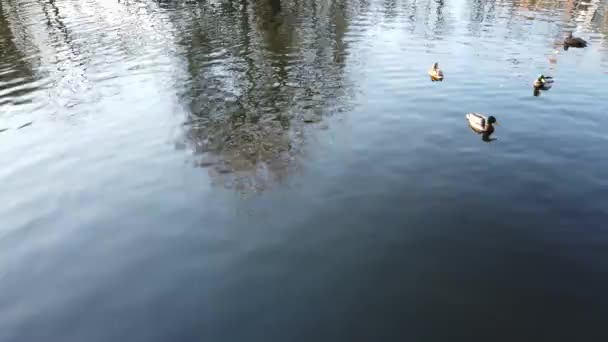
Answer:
[466, 113, 496, 134]
[533, 75, 553, 90]
[428, 62, 444, 81]
[564, 33, 587, 50]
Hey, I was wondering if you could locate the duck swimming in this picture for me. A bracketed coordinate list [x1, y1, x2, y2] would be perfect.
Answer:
[428, 62, 444, 81]
[466, 113, 497, 141]
[564, 32, 587, 50]
[533, 75, 553, 90]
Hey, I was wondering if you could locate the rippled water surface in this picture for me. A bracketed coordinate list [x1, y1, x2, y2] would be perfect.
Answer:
[1, 0, 608, 341]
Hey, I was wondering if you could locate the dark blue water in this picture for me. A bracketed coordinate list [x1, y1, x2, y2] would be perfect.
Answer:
[1, 0, 608, 341]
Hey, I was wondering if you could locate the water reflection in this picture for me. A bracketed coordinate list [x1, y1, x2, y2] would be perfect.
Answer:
[432, 0, 448, 36]
[467, 0, 497, 36]
[2, 0, 606, 188]
[0, 1, 37, 109]
[173, 0, 608, 190]
[2, 0, 608, 341]
[177, 0, 353, 191]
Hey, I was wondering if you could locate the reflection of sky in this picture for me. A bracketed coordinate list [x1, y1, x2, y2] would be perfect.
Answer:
[358, 0, 607, 83]
[2, 0, 187, 121]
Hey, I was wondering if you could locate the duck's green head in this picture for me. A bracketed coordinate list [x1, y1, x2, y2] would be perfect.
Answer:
[537, 74, 545, 81]
[487, 116, 497, 124]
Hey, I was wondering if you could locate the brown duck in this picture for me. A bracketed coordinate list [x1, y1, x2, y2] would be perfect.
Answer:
[564, 32, 587, 50]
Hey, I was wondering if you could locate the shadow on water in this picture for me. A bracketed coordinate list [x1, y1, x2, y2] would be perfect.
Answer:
[174, 0, 354, 192]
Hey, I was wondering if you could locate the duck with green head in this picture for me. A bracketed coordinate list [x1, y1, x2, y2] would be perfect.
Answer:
[533, 74, 553, 91]
[481, 116, 498, 141]
[482, 115, 496, 135]
[466, 113, 497, 137]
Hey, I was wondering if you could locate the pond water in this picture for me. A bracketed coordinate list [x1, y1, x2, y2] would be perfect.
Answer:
[1, 0, 608, 341]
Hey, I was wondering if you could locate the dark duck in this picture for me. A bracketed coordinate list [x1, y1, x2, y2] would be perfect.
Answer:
[564, 32, 587, 50]
[533, 74, 554, 91]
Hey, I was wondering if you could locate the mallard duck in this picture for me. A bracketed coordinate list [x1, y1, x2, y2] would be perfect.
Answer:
[466, 113, 497, 134]
[428, 62, 444, 81]
[533, 74, 553, 90]
[564, 32, 587, 50]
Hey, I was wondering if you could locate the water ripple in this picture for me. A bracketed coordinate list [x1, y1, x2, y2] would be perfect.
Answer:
[1, 0, 608, 340]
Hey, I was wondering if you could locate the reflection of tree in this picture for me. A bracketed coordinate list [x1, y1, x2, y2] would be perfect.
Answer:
[37, 0, 87, 66]
[0, 1, 36, 107]
[598, 6, 608, 67]
[383, 0, 397, 19]
[26, 0, 93, 108]
[571, 0, 602, 32]
[433, 0, 447, 36]
[177, 0, 353, 192]
[405, 0, 418, 32]
[467, 0, 497, 37]
[495, 0, 608, 59]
